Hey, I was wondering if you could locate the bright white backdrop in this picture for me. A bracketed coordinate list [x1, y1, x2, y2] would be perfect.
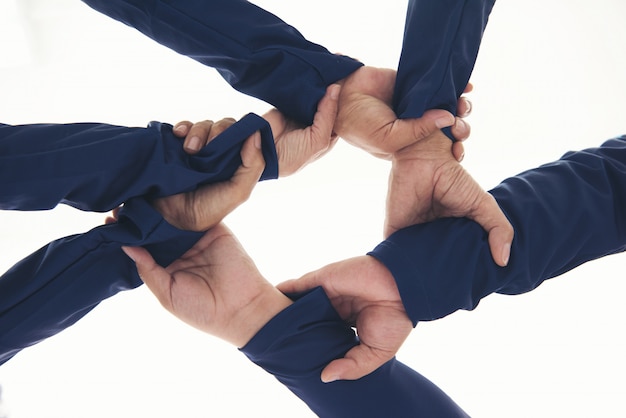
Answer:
[1, 1, 625, 417]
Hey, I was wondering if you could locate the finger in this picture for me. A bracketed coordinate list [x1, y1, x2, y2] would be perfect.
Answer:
[464, 82, 474, 94]
[276, 271, 323, 295]
[309, 84, 341, 150]
[209, 117, 237, 141]
[320, 345, 392, 382]
[173, 121, 192, 138]
[184, 120, 214, 154]
[231, 132, 265, 192]
[121, 246, 175, 310]
[185, 133, 265, 231]
[393, 109, 454, 151]
[238, 131, 264, 171]
[452, 141, 465, 162]
[450, 117, 471, 141]
[471, 193, 515, 267]
[457, 97, 472, 118]
[104, 206, 122, 224]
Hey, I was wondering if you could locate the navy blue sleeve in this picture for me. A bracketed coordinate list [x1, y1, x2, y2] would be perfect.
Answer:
[241, 288, 469, 418]
[369, 136, 626, 325]
[80, 0, 362, 125]
[0, 113, 277, 212]
[0, 115, 278, 365]
[0, 198, 204, 365]
[394, 0, 495, 120]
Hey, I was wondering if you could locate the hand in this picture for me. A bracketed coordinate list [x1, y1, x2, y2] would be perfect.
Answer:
[122, 223, 292, 347]
[173, 118, 236, 154]
[151, 131, 265, 231]
[386, 129, 514, 266]
[278, 256, 411, 382]
[263, 84, 341, 177]
[334, 66, 471, 158]
[335, 67, 512, 265]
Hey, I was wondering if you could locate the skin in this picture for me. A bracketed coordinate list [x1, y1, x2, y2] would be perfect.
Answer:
[127, 70, 510, 383]
[152, 84, 342, 231]
[122, 223, 291, 348]
[334, 66, 513, 266]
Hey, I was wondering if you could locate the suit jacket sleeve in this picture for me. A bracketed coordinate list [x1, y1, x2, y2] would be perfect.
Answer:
[0, 115, 278, 365]
[369, 136, 626, 325]
[394, 0, 496, 120]
[241, 288, 469, 417]
[0, 113, 277, 212]
[81, 0, 363, 125]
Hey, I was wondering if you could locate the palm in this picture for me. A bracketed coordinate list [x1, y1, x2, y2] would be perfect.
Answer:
[133, 224, 272, 345]
[280, 256, 412, 381]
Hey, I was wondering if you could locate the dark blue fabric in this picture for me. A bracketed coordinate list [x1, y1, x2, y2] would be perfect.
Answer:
[370, 136, 626, 325]
[0, 114, 277, 365]
[394, 0, 495, 119]
[81, 0, 363, 126]
[241, 287, 469, 418]
[0, 113, 277, 211]
[80, 0, 492, 130]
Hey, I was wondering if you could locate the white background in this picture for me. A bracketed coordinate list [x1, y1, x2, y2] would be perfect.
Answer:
[1, 0, 625, 417]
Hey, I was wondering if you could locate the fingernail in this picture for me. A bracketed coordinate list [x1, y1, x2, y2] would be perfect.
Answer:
[454, 118, 467, 132]
[329, 84, 341, 100]
[173, 124, 187, 134]
[464, 99, 472, 116]
[435, 114, 454, 129]
[502, 242, 511, 266]
[458, 151, 465, 162]
[187, 136, 202, 152]
[321, 375, 339, 384]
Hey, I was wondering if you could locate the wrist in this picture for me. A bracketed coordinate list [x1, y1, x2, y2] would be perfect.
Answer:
[230, 284, 293, 348]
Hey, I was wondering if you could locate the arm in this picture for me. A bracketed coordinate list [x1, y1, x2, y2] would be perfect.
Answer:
[0, 114, 277, 212]
[394, 0, 496, 120]
[80, 0, 362, 125]
[126, 224, 469, 417]
[0, 116, 275, 365]
[241, 288, 469, 418]
[372, 136, 626, 323]
[279, 135, 626, 380]
[0, 92, 341, 364]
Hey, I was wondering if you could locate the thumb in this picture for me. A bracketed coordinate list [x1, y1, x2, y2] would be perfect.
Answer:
[320, 344, 392, 383]
[277, 271, 323, 295]
[392, 109, 455, 151]
[237, 132, 265, 178]
[309, 84, 341, 148]
[471, 193, 514, 267]
[121, 246, 174, 310]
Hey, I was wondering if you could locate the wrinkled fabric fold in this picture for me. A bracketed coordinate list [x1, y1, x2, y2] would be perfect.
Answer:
[241, 287, 469, 418]
[0, 115, 277, 365]
[370, 137, 626, 325]
[0, 113, 277, 211]
[81, 0, 363, 125]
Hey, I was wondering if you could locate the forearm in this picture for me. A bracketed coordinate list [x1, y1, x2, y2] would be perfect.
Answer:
[370, 136, 626, 324]
[0, 198, 203, 365]
[0, 114, 279, 364]
[81, 0, 362, 125]
[394, 0, 495, 124]
[241, 288, 468, 418]
[0, 114, 277, 212]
